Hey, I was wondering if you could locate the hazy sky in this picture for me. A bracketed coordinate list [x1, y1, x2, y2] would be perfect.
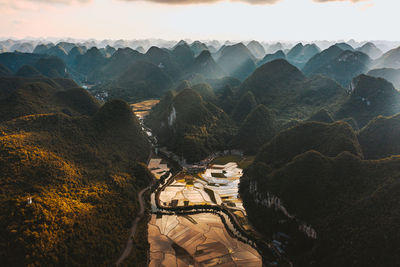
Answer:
[0, 0, 398, 41]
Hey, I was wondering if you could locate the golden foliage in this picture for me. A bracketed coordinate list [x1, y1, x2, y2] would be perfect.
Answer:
[0, 109, 151, 265]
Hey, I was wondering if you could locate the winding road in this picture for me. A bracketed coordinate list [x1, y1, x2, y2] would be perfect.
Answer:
[115, 184, 152, 266]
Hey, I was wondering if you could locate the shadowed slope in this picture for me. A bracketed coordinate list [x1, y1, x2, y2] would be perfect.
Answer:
[146, 87, 236, 162]
[358, 113, 400, 159]
[255, 121, 362, 168]
[336, 74, 400, 127]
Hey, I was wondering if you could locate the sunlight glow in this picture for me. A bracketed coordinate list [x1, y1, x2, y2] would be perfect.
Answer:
[0, 0, 399, 41]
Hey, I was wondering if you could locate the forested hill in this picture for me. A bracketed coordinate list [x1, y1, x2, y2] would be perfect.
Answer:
[0, 76, 152, 266]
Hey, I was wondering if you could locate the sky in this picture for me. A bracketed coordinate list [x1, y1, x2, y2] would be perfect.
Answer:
[0, 0, 398, 41]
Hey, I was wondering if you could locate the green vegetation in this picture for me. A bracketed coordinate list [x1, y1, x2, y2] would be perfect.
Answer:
[307, 108, 334, 123]
[145, 46, 182, 80]
[240, 116, 400, 266]
[217, 43, 256, 81]
[4, 40, 400, 267]
[16, 65, 42, 78]
[0, 52, 43, 73]
[95, 48, 144, 81]
[171, 42, 195, 69]
[73, 47, 107, 81]
[0, 77, 99, 123]
[239, 59, 305, 106]
[231, 91, 257, 123]
[119, 217, 150, 267]
[238, 59, 347, 123]
[0, 77, 152, 266]
[0, 63, 12, 77]
[190, 41, 208, 57]
[302, 45, 344, 76]
[34, 56, 68, 78]
[335, 74, 400, 127]
[42, 45, 69, 62]
[234, 104, 277, 154]
[211, 155, 243, 165]
[246, 40, 265, 59]
[241, 150, 400, 266]
[305, 49, 371, 87]
[257, 50, 286, 66]
[255, 121, 362, 168]
[373, 46, 400, 69]
[358, 113, 400, 159]
[211, 155, 255, 169]
[286, 43, 320, 69]
[191, 83, 217, 102]
[90, 61, 173, 103]
[340, 116, 359, 130]
[357, 42, 383, 59]
[190, 50, 226, 79]
[367, 68, 400, 89]
[237, 156, 255, 169]
[146, 87, 236, 162]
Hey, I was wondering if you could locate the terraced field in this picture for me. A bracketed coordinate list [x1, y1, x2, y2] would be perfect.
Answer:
[149, 161, 262, 267]
[134, 99, 263, 266]
[131, 99, 160, 120]
[148, 213, 261, 267]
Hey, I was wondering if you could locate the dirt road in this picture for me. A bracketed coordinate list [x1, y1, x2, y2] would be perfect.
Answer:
[115, 184, 151, 266]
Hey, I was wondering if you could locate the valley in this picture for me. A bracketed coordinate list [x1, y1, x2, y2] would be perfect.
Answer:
[131, 99, 160, 120]
[131, 99, 284, 266]
[148, 156, 267, 267]
[2, 35, 400, 267]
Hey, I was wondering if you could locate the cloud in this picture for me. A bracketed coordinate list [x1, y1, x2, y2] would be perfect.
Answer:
[118, 0, 281, 5]
[0, 0, 91, 12]
[313, 0, 369, 3]
[117, 0, 371, 5]
[0, 0, 371, 10]
[0, 0, 90, 8]
[25, 0, 90, 3]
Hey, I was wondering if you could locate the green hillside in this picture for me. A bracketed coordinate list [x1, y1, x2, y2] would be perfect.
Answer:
[146, 87, 236, 162]
[358, 113, 400, 159]
[336, 74, 400, 127]
[90, 61, 173, 103]
[374, 46, 400, 69]
[233, 104, 277, 154]
[238, 59, 347, 122]
[0, 77, 152, 266]
[241, 150, 400, 266]
[190, 50, 226, 79]
[367, 68, 400, 89]
[255, 121, 362, 168]
[257, 50, 286, 66]
[217, 43, 256, 80]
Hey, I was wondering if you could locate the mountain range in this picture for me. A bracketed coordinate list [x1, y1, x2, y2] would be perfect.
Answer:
[2, 38, 400, 266]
